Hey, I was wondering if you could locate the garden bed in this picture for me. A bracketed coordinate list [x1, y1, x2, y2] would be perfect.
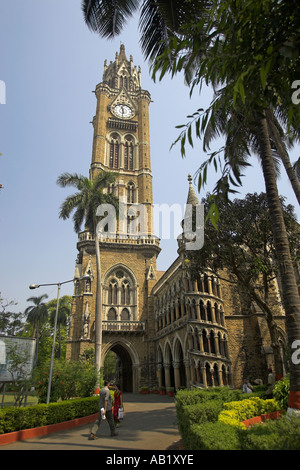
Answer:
[0, 412, 98, 446]
[242, 410, 283, 427]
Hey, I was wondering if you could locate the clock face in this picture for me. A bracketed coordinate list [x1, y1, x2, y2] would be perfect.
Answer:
[113, 104, 133, 119]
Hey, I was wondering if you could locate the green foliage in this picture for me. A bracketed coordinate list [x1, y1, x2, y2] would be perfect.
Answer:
[34, 359, 97, 403]
[186, 421, 241, 450]
[176, 387, 245, 448]
[0, 397, 99, 435]
[176, 388, 286, 450]
[219, 397, 280, 429]
[178, 400, 223, 436]
[273, 375, 290, 410]
[240, 415, 300, 450]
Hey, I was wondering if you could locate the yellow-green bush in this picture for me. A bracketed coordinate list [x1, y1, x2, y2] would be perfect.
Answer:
[218, 397, 280, 428]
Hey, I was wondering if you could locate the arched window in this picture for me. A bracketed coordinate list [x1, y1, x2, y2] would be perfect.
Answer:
[124, 135, 134, 170]
[124, 141, 134, 170]
[120, 75, 128, 89]
[104, 266, 137, 321]
[127, 182, 135, 203]
[121, 308, 130, 320]
[108, 279, 118, 304]
[109, 134, 120, 169]
[107, 308, 117, 320]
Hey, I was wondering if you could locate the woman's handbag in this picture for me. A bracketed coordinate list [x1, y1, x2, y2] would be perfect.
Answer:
[118, 407, 124, 420]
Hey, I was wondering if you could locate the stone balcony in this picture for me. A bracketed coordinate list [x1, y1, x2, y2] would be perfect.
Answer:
[77, 230, 161, 256]
[102, 320, 145, 333]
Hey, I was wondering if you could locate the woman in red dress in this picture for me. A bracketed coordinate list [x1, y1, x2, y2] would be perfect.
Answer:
[113, 384, 123, 427]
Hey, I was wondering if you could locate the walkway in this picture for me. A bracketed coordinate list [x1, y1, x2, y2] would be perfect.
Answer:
[0, 393, 181, 451]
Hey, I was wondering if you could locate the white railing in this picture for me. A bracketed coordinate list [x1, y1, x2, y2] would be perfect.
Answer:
[78, 231, 160, 247]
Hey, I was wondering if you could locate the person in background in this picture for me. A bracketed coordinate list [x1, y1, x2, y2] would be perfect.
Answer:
[113, 383, 123, 427]
[242, 378, 254, 393]
[266, 367, 275, 398]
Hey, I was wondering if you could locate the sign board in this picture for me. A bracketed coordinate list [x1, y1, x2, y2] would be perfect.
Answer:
[0, 335, 36, 383]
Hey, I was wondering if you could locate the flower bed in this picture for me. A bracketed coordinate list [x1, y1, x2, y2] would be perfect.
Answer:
[175, 388, 298, 450]
[242, 410, 283, 427]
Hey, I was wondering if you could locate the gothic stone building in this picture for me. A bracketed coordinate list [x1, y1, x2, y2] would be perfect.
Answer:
[66, 46, 287, 392]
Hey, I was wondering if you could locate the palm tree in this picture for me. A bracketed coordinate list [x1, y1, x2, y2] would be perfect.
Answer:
[57, 170, 118, 388]
[82, 0, 300, 407]
[48, 296, 71, 359]
[81, 0, 201, 61]
[24, 294, 48, 367]
[81, 0, 300, 410]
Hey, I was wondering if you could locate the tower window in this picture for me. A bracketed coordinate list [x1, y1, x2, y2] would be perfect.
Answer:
[127, 182, 135, 203]
[120, 75, 128, 89]
[124, 141, 134, 170]
[109, 135, 120, 169]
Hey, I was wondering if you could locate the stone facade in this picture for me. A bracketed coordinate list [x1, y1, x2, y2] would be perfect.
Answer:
[66, 45, 287, 392]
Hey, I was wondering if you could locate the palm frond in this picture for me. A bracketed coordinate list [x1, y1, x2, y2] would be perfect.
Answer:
[82, 0, 139, 38]
[56, 172, 86, 189]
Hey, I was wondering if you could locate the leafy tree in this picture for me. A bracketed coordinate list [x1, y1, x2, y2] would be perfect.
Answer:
[47, 295, 72, 360]
[152, 1, 300, 411]
[0, 294, 25, 336]
[57, 171, 119, 388]
[24, 294, 48, 367]
[186, 192, 300, 378]
[81, 0, 300, 410]
[35, 358, 97, 403]
[6, 342, 32, 407]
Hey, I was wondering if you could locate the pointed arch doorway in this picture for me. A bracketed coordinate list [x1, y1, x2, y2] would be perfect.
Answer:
[103, 340, 138, 392]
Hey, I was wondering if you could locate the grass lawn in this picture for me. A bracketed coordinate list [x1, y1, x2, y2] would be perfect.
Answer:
[1, 392, 39, 408]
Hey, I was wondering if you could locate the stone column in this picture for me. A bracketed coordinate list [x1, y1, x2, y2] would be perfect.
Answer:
[198, 330, 204, 353]
[184, 360, 191, 388]
[157, 364, 163, 389]
[201, 365, 207, 387]
[173, 362, 181, 390]
[164, 364, 171, 388]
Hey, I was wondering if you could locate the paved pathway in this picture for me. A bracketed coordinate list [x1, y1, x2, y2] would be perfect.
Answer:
[0, 393, 181, 451]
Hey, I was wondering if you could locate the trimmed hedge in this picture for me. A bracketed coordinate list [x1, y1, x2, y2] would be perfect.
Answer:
[187, 421, 241, 450]
[175, 387, 299, 450]
[0, 397, 99, 435]
[239, 415, 300, 450]
[175, 387, 245, 449]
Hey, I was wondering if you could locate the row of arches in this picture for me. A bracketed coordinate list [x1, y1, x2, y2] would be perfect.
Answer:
[103, 265, 138, 321]
[156, 337, 232, 390]
[108, 181, 137, 204]
[189, 326, 229, 358]
[156, 299, 225, 330]
[155, 273, 222, 310]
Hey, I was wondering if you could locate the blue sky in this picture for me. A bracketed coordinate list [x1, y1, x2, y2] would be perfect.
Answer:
[0, 1, 299, 314]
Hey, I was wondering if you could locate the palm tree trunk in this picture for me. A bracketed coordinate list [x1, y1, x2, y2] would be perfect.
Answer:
[266, 111, 300, 206]
[94, 233, 102, 392]
[257, 113, 300, 413]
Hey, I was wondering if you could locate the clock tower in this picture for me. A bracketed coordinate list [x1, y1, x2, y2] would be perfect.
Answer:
[67, 45, 161, 392]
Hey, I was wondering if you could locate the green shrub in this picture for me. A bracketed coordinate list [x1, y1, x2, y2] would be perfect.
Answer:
[178, 400, 223, 437]
[35, 360, 97, 403]
[220, 397, 280, 424]
[0, 397, 99, 434]
[185, 421, 241, 450]
[240, 415, 300, 450]
[273, 376, 290, 410]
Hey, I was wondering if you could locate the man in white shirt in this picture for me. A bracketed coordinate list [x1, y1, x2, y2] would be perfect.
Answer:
[89, 380, 118, 439]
